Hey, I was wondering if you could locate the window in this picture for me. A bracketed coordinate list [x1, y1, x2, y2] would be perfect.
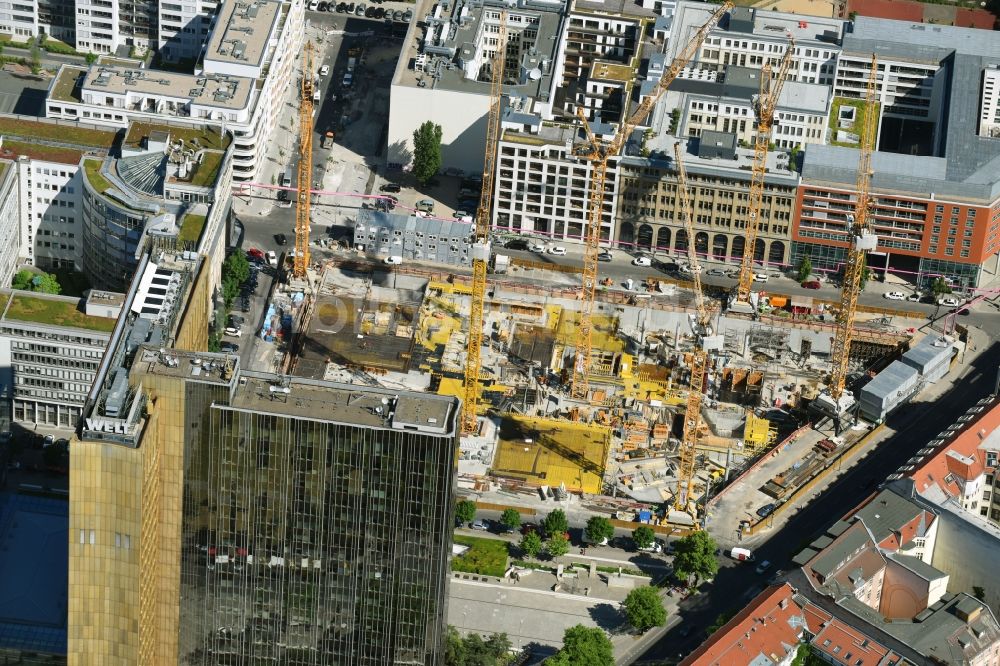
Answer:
[89, 529, 96, 545]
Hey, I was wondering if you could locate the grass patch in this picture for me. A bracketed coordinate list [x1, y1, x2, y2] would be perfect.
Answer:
[49, 67, 85, 103]
[6, 295, 117, 332]
[189, 151, 224, 187]
[452, 534, 510, 577]
[125, 121, 231, 151]
[0, 117, 116, 148]
[83, 159, 113, 193]
[2, 140, 84, 164]
[828, 97, 881, 148]
[179, 214, 207, 244]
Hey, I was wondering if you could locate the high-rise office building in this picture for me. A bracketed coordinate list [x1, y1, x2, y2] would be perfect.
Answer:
[69, 253, 459, 665]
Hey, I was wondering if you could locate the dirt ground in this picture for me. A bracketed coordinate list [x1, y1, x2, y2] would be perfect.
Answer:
[754, 0, 841, 18]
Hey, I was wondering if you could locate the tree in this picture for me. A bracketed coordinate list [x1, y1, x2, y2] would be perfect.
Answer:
[672, 531, 719, 586]
[500, 508, 521, 532]
[412, 121, 443, 186]
[585, 516, 614, 544]
[973, 586, 986, 602]
[543, 508, 568, 537]
[85, 51, 97, 65]
[519, 531, 542, 558]
[221, 251, 251, 308]
[29, 42, 42, 75]
[622, 586, 667, 632]
[796, 256, 812, 282]
[455, 500, 477, 526]
[546, 533, 570, 558]
[707, 610, 735, 635]
[930, 277, 952, 297]
[444, 625, 512, 666]
[632, 525, 655, 550]
[12, 269, 61, 294]
[546, 625, 614, 666]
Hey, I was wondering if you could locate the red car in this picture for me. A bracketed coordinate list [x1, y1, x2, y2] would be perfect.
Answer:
[801, 280, 821, 290]
[246, 248, 265, 261]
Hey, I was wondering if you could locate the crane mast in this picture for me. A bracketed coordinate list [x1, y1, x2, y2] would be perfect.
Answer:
[672, 142, 711, 511]
[461, 11, 507, 434]
[733, 40, 794, 306]
[294, 42, 315, 279]
[570, 2, 732, 400]
[829, 54, 880, 407]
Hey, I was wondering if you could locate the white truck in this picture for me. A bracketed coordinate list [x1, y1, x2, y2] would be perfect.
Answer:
[730, 547, 755, 562]
[492, 254, 510, 274]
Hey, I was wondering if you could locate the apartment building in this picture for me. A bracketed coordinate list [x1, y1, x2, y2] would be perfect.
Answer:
[68, 252, 460, 664]
[46, 0, 303, 183]
[388, 0, 566, 173]
[0, 289, 119, 427]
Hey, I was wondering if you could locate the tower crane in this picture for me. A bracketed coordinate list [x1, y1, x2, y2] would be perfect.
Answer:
[570, 2, 732, 400]
[825, 54, 880, 422]
[461, 11, 507, 434]
[732, 39, 794, 309]
[293, 42, 315, 279]
[672, 142, 714, 513]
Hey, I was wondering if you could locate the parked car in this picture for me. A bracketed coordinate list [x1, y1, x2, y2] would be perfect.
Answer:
[529, 243, 546, 253]
[755, 560, 772, 575]
[548, 246, 567, 256]
[220, 342, 239, 353]
[801, 280, 821, 289]
[267, 251, 278, 267]
[638, 540, 663, 553]
[632, 256, 652, 267]
[319, 65, 330, 77]
[247, 248, 265, 262]
[505, 239, 530, 251]
[938, 296, 961, 307]
[224, 327, 242, 338]
[706, 268, 727, 277]
[907, 292, 923, 302]
[756, 503, 776, 519]
[753, 272, 769, 282]
[454, 210, 469, 219]
[598, 251, 613, 262]
[356, 3, 366, 14]
[380, 183, 401, 193]
[471, 519, 489, 531]
[275, 233, 288, 246]
[883, 291, 906, 301]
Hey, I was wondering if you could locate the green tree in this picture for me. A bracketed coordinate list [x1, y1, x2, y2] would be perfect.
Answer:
[546, 626, 614, 666]
[444, 625, 512, 666]
[546, 533, 570, 558]
[455, 499, 477, 526]
[543, 508, 568, 537]
[12, 269, 61, 294]
[930, 277, 952, 297]
[622, 586, 667, 632]
[632, 525, 655, 550]
[672, 531, 719, 586]
[221, 251, 251, 309]
[500, 508, 521, 532]
[412, 121, 443, 186]
[519, 530, 542, 558]
[85, 51, 97, 65]
[29, 42, 42, 75]
[796, 256, 812, 282]
[585, 516, 614, 544]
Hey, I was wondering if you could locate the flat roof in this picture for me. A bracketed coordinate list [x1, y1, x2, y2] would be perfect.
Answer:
[124, 120, 232, 151]
[228, 374, 458, 435]
[135, 347, 237, 384]
[82, 66, 254, 112]
[0, 114, 117, 150]
[1, 292, 117, 333]
[49, 65, 86, 104]
[204, 0, 281, 68]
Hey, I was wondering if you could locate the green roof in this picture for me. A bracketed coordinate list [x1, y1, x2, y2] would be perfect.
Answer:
[189, 151, 224, 188]
[124, 121, 232, 152]
[2, 139, 84, 164]
[82, 158, 112, 194]
[178, 213, 207, 244]
[0, 116, 116, 149]
[49, 66, 85, 103]
[5, 294, 117, 332]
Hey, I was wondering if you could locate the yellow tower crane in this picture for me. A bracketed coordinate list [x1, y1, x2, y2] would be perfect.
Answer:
[826, 54, 880, 419]
[672, 142, 714, 512]
[732, 39, 794, 309]
[570, 2, 732, 400]
[461, 11, 508, 434]
[294, 42, 315, 279]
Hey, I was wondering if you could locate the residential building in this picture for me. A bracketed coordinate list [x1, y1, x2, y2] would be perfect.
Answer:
[68, 250, 460, 664]
[388, 0, 567, 173]
[46, 0, 304, 183]
[979, 65, 1000, 138]
[794, 18, 1000, 291]
[354, 208, 473, 266]
[0, 289, 119, 427]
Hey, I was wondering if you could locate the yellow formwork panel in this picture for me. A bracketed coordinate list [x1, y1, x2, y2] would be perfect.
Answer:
[438, 377, 468, 401]
[553, 311, 624, 354]
[493, 416, 610, 495]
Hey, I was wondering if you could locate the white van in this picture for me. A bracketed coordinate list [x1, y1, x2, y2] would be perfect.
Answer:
[384, 255, 403, 265]
[730, 547, 755, 562]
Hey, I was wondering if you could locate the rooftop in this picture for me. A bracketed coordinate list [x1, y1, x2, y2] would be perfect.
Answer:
[135, 347, 237, 384]
[49, 65, 86, 103]
[393, 0, 564, 101]
[228, 374, 458, 435]
[124, 121, 231, 152]
[82, 66, 254, 112]
[0, 115, 117, 151]
[204, 0, 280, 69]
[2, 292, 118, 333]
[846, 487, 935, 548]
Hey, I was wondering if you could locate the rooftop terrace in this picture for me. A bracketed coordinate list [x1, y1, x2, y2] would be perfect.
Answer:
[124, 121, 231, 152]
[204, 0, 281, 69]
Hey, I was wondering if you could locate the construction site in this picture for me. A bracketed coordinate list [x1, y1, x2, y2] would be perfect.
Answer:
[271, 14, 961, 532]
